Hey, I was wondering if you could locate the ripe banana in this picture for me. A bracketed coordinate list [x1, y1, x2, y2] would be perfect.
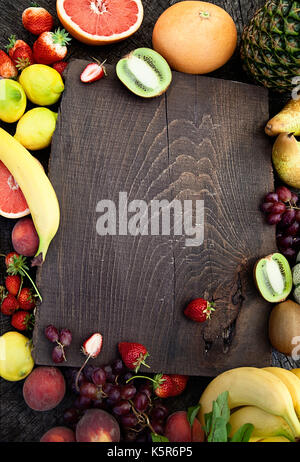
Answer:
[250, 436, 291, 443]
[291, 369, 300, 381]
[264, 367, 300, 418]
[198, 367, 300, 437]
[229, 406, 295, 442]
[0, 128, 60, 265]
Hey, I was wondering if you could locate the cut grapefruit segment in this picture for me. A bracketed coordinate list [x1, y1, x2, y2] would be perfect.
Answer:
[57, 0, 144, 45]
[0, 160, 30, 219]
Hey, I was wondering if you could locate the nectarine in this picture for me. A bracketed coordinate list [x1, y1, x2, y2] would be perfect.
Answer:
[164, 411, 205, 442]
[23, 366, 66, 411]
[40, 426, 76, 442]
[12, 217, 39, 257]
[76, 409, 120, 442]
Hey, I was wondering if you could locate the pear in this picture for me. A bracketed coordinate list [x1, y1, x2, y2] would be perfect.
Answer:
[272, 133, 300, 188]
[265, 99, 300, 136]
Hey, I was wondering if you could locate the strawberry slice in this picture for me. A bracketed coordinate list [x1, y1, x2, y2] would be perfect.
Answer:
[80, 60, 107, 83]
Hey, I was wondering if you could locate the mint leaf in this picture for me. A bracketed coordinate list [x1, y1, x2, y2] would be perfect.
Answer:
[151, 433, 169, 442]
[230, 423, 254, 442]
[215, 391, 230, 423]
[204, 410, 213, 435]
[187, 405, 201, 427]
[208, 416, 228, 442]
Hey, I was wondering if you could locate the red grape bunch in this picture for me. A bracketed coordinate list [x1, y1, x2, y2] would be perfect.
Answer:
[63, 358, 170, 442]
[261, 186, 300, 262]
[44, 325, 73, 363]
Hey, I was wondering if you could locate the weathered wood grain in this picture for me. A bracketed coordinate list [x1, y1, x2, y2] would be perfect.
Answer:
[0, 0, 295, 443]
[30, 60, 274, 377]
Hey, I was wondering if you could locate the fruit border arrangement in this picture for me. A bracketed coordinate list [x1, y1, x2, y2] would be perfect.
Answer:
[1, 0, 300, 444]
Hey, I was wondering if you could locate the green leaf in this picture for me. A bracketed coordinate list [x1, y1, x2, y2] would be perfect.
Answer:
[187, 405, 201, 427]
[151, 433, 169, 442]
[230, 423, 254, 443]
[208, 416, 228, 442]
[204, 411, 213, 435]
[215, 391, 230, 423]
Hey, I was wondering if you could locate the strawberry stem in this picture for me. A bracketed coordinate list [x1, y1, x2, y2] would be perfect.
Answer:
[75, 353, 92, 392]
[126, 375, 156, 385]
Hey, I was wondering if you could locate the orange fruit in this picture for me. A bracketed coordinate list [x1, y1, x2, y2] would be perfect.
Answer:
[152, 1, 237, 74]
[0, 161, 30, 219]
[56, 0, 144, 45]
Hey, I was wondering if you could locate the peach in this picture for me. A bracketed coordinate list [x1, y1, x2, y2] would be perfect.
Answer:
[40, 426, 76, 442]
[12, 217, 39, 257]
[76, 409, 120, 442]
[23, 366, 66, 411]
[164, 411, 205, 442]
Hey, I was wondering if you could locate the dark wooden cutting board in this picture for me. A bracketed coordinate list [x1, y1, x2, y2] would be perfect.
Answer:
[33, 59, 275, 376]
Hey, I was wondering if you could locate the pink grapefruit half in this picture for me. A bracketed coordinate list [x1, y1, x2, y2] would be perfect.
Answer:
[57, 0, 144, 45]
[0, 161, 30, 219]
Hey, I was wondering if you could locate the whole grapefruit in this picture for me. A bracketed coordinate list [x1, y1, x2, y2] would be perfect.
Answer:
[57, 0, 144, 45]
[152, 1, 237, 74]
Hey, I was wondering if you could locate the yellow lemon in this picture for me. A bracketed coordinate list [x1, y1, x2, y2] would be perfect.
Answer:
[0, 331, 34, 381]
[15, 107, 58, 150]
[0, 79, 27, 123]
[19, 64, 64, 106]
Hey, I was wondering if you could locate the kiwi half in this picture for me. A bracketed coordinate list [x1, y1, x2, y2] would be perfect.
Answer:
[254, 253, 292, 303]
[116, 48, 172, 98]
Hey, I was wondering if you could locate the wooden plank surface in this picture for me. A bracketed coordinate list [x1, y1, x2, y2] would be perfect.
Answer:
[0, 0, 296, 443]
[32, 59, 275, 375]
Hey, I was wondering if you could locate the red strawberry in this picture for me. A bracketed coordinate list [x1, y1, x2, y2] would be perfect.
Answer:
[5, 275, 21, 296]
[5, 35, 32, 58]
[4, 252, 20, 267]
[0, 50, 18, 78]
[52, 61, 68, 76]
[12, 46, 34, 71]
[169, 374, 188, 396]
[118, 342, 150, 373]
[33, 28, 71, 65]
[184, 298, 215, 323]
[17, 287, 35, 311]
[11, 310, 34, 331]
[1, 294, 19, 315]
[153, 374, 175, 398]
[80, 60, 107, 83]
[22, 5, 54, 35]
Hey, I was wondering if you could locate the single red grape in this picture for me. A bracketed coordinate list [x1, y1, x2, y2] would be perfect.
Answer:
[295, 211, 300, 223]
[45, 325, 59, 343]
[276, 186, 292, 203]
[52, 345, 65, 363]
[261, 202, 275, 214]
[74, 395, 92, 410]
[277, 236, 293, 249]
[80, 382, 98, 400]
[281, 209, 296, 226]
[271, 202, 286, 214]
[286, 221, 300, 236]
[59, 328, 72, 347]
[151, 404, 169, 421]
[151, 421, 164, 435]
[281, 248, 296, 260]
[264, 192, 278, 203]
[63, 407, 80, 425]
[111, 359, 125, 375]
[291, 192, 299, 205]
[133, 392, 149, 412]
[124, 431, 137, 442]
[266, 213, 282, 225]
[120, 384, 137, 400]
[120, 413, 138, 428]
[112, 400, 131, 416]
[92, 367, 106, 386]
[103, 365, 115, 383]
[107, 385, 121, 403]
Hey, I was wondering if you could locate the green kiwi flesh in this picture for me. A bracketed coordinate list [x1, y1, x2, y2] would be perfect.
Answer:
[254, 253, 292, 303]
[116, 48, 172, 98]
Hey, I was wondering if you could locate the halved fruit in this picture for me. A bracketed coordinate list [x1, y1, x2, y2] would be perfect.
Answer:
[0, 160, 30, 219]
[116, 48, 172, 98]
[56, 0, 144, 45]
[254, 253, 292, 303]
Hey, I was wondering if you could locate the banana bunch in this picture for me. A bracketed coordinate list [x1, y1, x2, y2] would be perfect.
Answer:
[198, 367, 300, 442]
[0, 128, 60, 265]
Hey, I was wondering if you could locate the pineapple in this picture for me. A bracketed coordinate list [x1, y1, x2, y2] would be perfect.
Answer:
[241, 0, 300, 93]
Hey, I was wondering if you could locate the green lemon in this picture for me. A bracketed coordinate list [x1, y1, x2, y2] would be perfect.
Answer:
[19, 64, 64, 106]
[15, 107, 58, 150]
[0, 79, 27, 123]
[0, 331, 34, 382]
